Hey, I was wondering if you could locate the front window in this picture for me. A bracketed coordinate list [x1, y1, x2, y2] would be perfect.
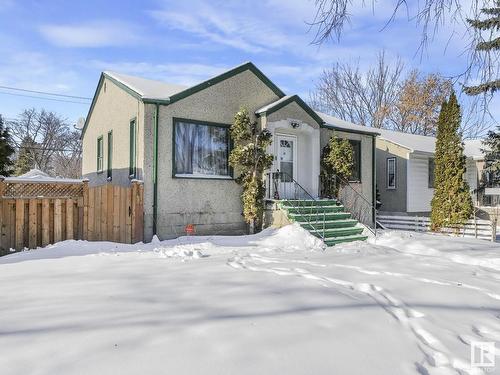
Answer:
[387, 157, 396, 189]
[174, 120, 230, 178]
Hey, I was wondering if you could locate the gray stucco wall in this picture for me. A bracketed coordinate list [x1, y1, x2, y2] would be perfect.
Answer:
[143, 70, 281, 240]
[320, 128, 375, 206]
[82, 77, 145, 187]
[375, 139, 408, 213]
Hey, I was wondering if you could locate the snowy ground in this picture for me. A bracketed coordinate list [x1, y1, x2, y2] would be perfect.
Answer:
[1, 225, 500, 375]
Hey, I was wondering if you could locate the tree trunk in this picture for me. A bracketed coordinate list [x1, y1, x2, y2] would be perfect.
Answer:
[249, 220, 255, 235]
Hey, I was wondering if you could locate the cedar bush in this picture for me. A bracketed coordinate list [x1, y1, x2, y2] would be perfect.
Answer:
[229, 107, 273, 233]
[430, 92, 473, 231]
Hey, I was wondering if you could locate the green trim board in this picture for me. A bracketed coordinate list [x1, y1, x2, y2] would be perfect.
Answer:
[372, 136, 377, 225]
[96, 135, 103, 173]
[321, 123, 380, 137]
[82, 62, 285, 138]
[166, 62, 285, 105]
[256, 95, 324, 127]
[171, 117, 233, 180]
[129, 118, 137, 178]
[81, 74, 104, 138]
[153, 104, 159, 235]
[107, 130, 113, 179]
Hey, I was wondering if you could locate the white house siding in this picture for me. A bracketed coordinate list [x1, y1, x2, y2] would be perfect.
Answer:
[406, 154, 434, 213]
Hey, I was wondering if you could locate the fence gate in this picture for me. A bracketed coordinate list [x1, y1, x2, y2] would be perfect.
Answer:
[0, 179, 143, 255]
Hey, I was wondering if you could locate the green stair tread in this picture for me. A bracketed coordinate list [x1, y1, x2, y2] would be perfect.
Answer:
[280, 199, 339, 206]
[275, 198, 368, 245]
[299, 219, 358, 229]
[309, 227, 364, 238]
[285, 205, 344, 214]
[324, 235, 368, 246]
[289, 212, 351, 221]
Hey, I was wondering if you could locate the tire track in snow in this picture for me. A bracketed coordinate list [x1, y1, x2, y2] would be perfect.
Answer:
[227, 254, 485, 375]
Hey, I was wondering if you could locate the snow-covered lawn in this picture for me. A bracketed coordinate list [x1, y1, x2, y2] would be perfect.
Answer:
[1, 225, 500, 375]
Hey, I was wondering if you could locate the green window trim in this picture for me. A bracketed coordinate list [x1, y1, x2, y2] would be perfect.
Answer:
[107, 131, 113, 179]
[348, 140, 362, 182]
[96, 135, 103, 173]
[172, 117, 233, 180]
[129, 119, 137, 178]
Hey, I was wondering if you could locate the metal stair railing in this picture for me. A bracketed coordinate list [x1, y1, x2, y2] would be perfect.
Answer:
[319, 174, 377, 236]
[266, 170, 326, 241]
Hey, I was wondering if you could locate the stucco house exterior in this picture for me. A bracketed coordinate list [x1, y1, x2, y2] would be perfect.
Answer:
[82, 62, 378, 242]
[375, 128, 497, 218]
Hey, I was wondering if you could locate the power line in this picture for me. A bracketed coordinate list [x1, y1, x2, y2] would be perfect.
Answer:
[0, 90, 91, 105]
[0, 85, 92, 100]
[14, 145, 80, 153]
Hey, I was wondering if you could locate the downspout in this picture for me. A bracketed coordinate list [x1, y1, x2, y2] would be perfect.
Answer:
[372, 135, 377, 230]
[153, 103, 159, 236]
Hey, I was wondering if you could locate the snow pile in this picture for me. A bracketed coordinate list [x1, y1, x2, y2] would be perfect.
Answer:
[1, 228, 500, 375]
[372, 230, 500, 271]
[154, 243, 208, 259]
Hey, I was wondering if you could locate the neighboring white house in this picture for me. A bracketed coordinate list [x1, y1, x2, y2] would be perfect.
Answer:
[375, 128, 493, 216]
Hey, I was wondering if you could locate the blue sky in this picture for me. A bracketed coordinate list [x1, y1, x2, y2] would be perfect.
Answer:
[0, 0, 498, 129]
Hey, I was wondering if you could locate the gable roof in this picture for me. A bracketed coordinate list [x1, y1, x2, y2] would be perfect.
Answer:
[377, 128, 486, 159]
[104, 71, 187, 101]
[318, 112, 380, 136]
[256, 95, 324, 126]
[83, 62, 286, 136]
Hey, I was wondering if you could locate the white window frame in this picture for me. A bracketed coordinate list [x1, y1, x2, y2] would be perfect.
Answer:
[387, 157, 396, 189]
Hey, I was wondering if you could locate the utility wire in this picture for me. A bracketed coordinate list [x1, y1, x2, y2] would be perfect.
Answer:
[0, 85, 92, 100]
[0, 90, 91, 105]
[14, 145, 80, 153]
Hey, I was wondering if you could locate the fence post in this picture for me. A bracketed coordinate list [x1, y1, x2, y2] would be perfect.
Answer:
[82, 179, 89, 240]
[492, 217, 497, 243]
[0, 177, 4, 251]
[131, 180, 138, 243]
[474, 215, 478, 239]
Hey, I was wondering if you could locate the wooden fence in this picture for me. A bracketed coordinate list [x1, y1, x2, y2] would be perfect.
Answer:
[0, 179, 143, 255]
[378, 214, 497, 242]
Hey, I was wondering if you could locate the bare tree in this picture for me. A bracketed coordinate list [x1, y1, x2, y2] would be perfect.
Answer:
[310, 52, 404, 128]
[389, 70, 452, 135]
[52, 130, 82, 178]
[7, 108, 82, 177]
[308, 0, 499, 117]
[310, 52, 492, 137]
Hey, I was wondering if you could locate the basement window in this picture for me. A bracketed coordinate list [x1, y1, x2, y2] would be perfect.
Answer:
[174, 119, 230, 178]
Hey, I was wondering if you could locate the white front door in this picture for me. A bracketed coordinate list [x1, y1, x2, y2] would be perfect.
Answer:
[276, 134, 297, 199]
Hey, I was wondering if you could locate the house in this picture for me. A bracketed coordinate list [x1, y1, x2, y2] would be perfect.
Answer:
[375, 128, 497, 219]
[81, 62, 378, 243]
